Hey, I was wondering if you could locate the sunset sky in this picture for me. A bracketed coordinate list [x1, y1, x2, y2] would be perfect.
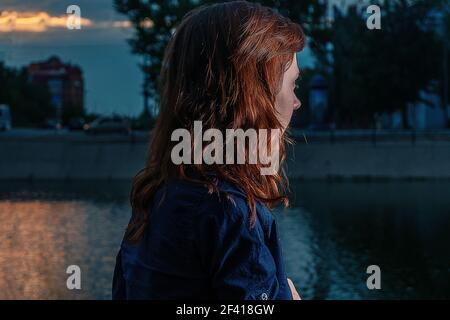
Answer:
[0, 0, 144, 117]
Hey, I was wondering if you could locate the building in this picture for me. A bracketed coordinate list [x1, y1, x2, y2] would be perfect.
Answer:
[309, 74, 329, 130]
[27, 56, 84, 124]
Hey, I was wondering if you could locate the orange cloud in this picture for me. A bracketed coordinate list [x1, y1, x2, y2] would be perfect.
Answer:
[112, 20, 132, 29]
[0, 11, 131, 33]
[0, 11, 93, 32]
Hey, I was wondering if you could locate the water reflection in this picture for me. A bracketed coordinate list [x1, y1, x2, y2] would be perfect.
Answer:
[281, 181, 450, 299]
[0, 180, 131, 299]
[0, 180, 449, 299]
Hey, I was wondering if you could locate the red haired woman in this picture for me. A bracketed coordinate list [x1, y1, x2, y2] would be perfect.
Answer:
[113, 0, 304, 300]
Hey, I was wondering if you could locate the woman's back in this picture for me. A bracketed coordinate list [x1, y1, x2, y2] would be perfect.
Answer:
[112, 178, 292, 300]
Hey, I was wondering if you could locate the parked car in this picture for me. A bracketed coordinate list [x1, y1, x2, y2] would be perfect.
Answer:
[68, 117, 86, 131]
[0, 104, 12, 131]
[84, 116, 131, 135]
[42, 118, 63, 130]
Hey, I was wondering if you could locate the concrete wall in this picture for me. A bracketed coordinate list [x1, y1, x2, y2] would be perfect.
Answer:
[1, 130, 450, 180]
[286, 141, 450, 179]
[0, 132, 148, 180]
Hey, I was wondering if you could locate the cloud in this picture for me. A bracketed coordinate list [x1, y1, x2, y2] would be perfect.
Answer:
[0, 10, 132, 33]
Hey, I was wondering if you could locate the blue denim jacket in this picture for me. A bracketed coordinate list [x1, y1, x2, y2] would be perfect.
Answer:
[112, 178, 292, 300]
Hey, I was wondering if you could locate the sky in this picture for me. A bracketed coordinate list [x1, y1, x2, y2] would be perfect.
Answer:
[0, 0, 326, 117]
[0, 0, 143, 117]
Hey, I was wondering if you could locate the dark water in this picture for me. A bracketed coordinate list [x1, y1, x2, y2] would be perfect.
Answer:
[0, 179, 449, 299]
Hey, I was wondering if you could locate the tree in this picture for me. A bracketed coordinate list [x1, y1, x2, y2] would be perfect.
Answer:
[441, 6, 450, 127]
[329, 0, 442, 129]
[0, 62, 54, 127]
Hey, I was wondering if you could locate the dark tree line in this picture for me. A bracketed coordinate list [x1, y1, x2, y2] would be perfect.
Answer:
[0, 62, 54, 127]
[115, 0, 449, 129]
[329, 0, 445, 129]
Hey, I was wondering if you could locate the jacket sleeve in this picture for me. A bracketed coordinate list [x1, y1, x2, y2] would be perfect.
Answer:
[196, 194, 286, 300]
[111, 249, 126, 300]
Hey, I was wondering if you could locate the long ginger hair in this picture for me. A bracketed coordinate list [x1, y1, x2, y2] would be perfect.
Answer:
[126, 1, 305, 243]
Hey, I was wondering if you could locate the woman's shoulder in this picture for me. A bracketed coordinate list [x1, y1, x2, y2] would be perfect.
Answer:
[158, 177, 272, 228]
[159, 177, 249, 214]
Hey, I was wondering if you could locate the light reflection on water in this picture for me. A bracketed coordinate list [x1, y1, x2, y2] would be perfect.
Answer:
[0, 180, 449, 299]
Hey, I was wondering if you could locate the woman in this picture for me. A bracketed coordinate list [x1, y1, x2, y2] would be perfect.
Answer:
[113, 0, 304, 300]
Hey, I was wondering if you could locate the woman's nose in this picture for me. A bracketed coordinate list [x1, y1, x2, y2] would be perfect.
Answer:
[293, 97, 301, 110]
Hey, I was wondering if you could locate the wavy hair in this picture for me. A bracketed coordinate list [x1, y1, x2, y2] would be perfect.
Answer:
[126, 1, 305, 243]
